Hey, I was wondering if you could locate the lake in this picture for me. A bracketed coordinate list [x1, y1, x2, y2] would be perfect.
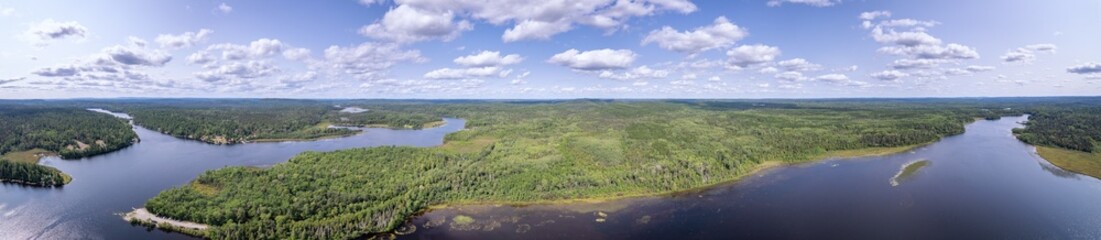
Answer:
[398, 115, 1101, 239]
[0, 110, 466, 239]
[3, 115, 1100, 239]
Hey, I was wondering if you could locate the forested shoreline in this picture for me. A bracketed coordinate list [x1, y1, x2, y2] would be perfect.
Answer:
[2, 98, 1100, 238]
[142, 99, 1041, 239]
[0, 105, 137, 186]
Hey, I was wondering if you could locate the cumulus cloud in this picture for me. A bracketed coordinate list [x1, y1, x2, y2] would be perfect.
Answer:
[216, 3, 233, 14]
[23, 19, 87, 45]
[323, 42, 425, 80]
[105, 46, 172, 66]
[598, 66, 669, 80]
[815, 73, 849, 82]
[862, 12, 980, 71]
[454, 51, 523, 67]
[195, 61, 278, 82]
[199, 38, 286, 61]
[767, 0, 839, 7]
[777, 58, 822, 71]
[871, 70, 907, 81]
[423, 67, 502, 79]
[375, 0, 696, 43]
[965, 65, 995, 72]
[155, 29, 213, 49]
[282, 48, 312, 61]
[359, 4, 473, 43]
[548, 48, 636, 70]
[774, 71, 806, 82]
[358, 0, 385, 6]
[642, 16, 747, 54]
[726, 44, 781, 68]
[1067, 62, 1101, 75]
[1002, 44, 1057, 63]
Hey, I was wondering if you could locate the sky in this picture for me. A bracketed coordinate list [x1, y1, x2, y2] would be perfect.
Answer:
[0, 0, 1099, 99]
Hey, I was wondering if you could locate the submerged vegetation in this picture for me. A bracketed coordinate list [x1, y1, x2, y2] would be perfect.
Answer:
[0, 105, 137, 186]
[891, 159, 931, 186]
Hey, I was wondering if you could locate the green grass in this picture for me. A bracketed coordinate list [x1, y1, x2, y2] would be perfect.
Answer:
[1035, 146, 1101, 179]
[1, 148, 52, 164]
[891, 159, 930, 186]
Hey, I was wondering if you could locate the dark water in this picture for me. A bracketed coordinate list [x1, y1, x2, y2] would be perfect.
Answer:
[401, 116, 1101, 239]
[0, 110, 466, 240]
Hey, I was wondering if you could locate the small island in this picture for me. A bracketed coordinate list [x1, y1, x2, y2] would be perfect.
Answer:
[891, 159, 931, 187]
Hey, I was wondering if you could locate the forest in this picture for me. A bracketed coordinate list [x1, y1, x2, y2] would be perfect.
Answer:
[0, 105, 137, 186]
[143, 99, 1047, 239]
[112, 100, 441, 144]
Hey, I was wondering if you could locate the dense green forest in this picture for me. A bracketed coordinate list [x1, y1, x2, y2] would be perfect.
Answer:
[144, 100, 1029, 239]
[115, 100, 440, 144]
[0, 160, 70, 186]
[0, 106, 137, 159]
[1015, 108, 1101, 152]
[0, 105, 137, 186]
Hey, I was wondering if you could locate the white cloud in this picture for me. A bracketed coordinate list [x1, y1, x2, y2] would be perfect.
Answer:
[104, 45, 172, 66]
[965, 65, 995, 72]
[860, 11, 891, 21]
[726, 44, 781, 68]
[767, 0, 839, 7]
[155, 29, 213, 49]
[598, 66, 669, 80]
[758, 66, 779, 74]
[890, 59, 947, 69]
[1067, 62, 1101, 75]
[217, 3, 233, 14]
[359, 4, 473, 43]
[195, 60, 278, 82]
[1002, 44, 1057, 63]
[424, 67, 502, 79]
[282, 48, 311, 61]
[774, 71, 806, 82]
[815, 73, 850, 82]
[548, 48, 636, 70]
[323, 42, 425, 80]
[502, 20, 572, 42]
[642, 16, 747, 54]
[202, 38, 286, 61]
[387, 0, 697, 42]
[454, 51, 523, 67]
[777, 58, 822, 71]
[871, 70, 907, 81]
[0, 5, 14, 17]
[22, 19, 87, 45]
[187, 52, 215, 64]
[358, 0, 385, 6]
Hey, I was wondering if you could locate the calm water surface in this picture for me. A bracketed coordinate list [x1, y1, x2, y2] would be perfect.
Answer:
[0, 110, 465, 239]
[400, 115, 1101, 239]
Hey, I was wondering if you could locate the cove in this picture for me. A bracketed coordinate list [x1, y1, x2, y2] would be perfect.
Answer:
[397, 115, 1101, 239]
[0, 109, 466, 240]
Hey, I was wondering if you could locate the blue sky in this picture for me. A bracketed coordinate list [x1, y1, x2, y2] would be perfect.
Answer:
[1, 0, 1099, 99]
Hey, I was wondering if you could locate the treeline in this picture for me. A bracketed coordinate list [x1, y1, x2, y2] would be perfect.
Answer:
[121, 100, 440, 144]
[1015, 108, 1101, 152]
[0, 106, 137, 159]
[0, 160, 70, 186]
[144, 100, 1002, 239]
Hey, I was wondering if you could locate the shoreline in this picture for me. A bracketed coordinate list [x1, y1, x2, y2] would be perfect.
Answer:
[122, 208, 208, 237]
[1032, 146, 1101, 180]
[423, 141, 933, 211]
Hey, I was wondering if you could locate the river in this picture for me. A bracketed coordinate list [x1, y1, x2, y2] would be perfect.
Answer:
[0, 110, 466, 239]
[398, 115, 1101, 239]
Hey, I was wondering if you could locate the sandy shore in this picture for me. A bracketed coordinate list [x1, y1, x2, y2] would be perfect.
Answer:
[123, 208, 209, 230]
